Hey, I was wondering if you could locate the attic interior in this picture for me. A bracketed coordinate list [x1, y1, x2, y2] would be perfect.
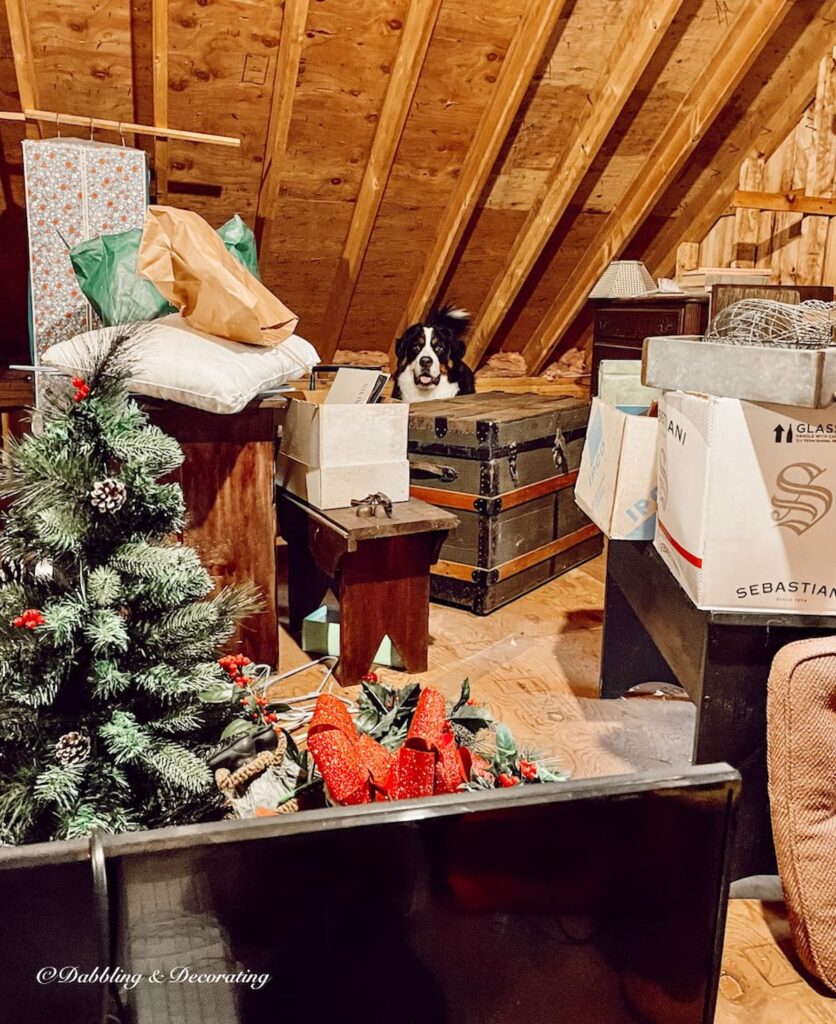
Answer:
[1, 1, 836, 1023]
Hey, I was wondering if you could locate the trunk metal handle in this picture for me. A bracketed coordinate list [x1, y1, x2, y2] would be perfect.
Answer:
[409, 460, 458, 482]
[553, 428, 568, 472]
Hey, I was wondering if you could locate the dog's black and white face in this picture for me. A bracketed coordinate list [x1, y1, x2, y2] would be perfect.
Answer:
[392, 306, 476, 403]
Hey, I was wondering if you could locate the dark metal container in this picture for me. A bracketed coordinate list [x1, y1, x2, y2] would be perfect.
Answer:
[408, 391, 602, 614]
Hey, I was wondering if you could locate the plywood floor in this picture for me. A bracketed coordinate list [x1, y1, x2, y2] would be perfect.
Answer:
[274, 553, 836, 1023]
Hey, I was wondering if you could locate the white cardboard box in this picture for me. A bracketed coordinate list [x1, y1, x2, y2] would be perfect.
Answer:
[278, 392, 410, 509]
[575, 398, 658, 540]
[276, 453, 409, 510]
[655, 391, 836, 615]
[281, 391, 408, 467]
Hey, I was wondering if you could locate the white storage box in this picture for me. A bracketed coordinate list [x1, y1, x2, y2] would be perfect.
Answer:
[598, 359, 660, 413]
[277, 392, 409, 509]
[575, 398, 658, 541]
[655, 391, 836, 614]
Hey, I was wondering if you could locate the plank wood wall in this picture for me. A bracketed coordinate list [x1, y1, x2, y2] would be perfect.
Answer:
[0, 0, 833, 371]
[695, 47, 836, 287]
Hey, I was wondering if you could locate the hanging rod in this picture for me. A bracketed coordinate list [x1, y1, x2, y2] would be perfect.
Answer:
[0, 108, 241, 148]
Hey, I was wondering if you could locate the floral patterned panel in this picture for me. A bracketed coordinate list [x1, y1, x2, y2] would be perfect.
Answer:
[22, 139, 147, 400]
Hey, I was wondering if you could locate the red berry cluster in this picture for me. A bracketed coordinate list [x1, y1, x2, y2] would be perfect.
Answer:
[218, 654, 278, 727]
[361, 671, 379, 683]
[496, 760, 539, 788]
[219, 653, 253, 686]
[71, 377, 90, 402]
[12, 608, 45, 629]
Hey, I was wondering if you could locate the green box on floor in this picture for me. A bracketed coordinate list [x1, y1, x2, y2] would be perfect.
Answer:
[301, 606, 405, 669]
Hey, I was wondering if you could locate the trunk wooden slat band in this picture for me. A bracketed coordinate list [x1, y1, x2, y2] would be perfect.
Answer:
[410, 469, 579, 513]
[434, 522, 600, 582]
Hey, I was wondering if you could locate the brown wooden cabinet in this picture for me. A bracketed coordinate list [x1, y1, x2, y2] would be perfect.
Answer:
[591, 295, 709, 395]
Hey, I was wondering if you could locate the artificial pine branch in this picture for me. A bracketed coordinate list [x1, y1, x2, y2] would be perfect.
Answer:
[0, 327, 261, 843]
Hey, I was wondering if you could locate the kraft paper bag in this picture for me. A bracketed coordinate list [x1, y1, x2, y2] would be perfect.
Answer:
[136, 206, 298, 346]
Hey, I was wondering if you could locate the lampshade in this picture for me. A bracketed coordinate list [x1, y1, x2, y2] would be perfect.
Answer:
[589, 260, 656, 300]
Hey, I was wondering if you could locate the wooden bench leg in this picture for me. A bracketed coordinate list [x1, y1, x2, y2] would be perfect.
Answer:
[599, 574, 678, 699]
[335, 533, 438, 686]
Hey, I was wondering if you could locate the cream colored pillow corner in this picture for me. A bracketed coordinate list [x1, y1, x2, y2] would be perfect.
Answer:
[42, 314, 319, 414]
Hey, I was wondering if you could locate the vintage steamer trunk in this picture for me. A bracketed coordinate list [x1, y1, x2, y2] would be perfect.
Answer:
[408, 392, 602, 614]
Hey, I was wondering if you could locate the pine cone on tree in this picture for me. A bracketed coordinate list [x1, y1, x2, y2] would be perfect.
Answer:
[54, 731, 91, 766]
[0, 558, 24, 585]
[89, 478, 127, 514]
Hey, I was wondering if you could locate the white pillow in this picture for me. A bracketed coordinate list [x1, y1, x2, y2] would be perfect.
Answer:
[42, 314, 319, 414]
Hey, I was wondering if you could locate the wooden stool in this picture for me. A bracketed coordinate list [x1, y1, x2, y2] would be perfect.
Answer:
[277, 490, 458, 685]
[600, 539, 836, 880]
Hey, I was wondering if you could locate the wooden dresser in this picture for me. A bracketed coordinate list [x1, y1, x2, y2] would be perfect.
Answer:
[591, 295, 709, 395]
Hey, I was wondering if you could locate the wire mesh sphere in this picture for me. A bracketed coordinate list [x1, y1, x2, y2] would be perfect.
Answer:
[704, 299, 836, 349]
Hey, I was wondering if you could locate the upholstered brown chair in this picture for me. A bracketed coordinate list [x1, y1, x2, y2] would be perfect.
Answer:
[767, 637, 836, 992]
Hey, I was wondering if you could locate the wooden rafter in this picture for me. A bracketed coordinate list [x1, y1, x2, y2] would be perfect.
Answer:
[464, 0, 685, 369]
[3, 0, 39, 139]
[392, 0, 571, 348]
[319, 0, 443, 360]
[521, 0, 793, 374]
[255, 0, 310, 247]
[152, 0, 169, 201]
[639, 5, 836, 280]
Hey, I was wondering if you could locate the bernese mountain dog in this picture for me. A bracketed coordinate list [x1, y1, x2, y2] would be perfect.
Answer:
[392, 305, 476, 403]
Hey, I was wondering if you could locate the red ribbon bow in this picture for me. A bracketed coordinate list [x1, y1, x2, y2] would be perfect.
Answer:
[308, 688, 471, 805]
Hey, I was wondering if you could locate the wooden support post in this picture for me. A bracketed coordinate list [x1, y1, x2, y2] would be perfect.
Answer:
[730, 159, 765, 268]
[465, 0, 685, 370]
[3, 0, 39, 139]
[318, 0, 443, 361]
[521, 0, 792, 374]
[152, 0, 169, 202]
[801, 48, 836, 284]
[675, 242, 700, 278]
[392, 0, 571, 348]
[255, 0, 310, 248]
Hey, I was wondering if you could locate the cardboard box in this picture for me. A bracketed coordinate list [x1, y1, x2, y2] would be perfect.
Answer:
[655, 391, 836, 614]
[276, 453, 409, 509]
[302, 606, 404, 668]
[575, 398, 658, 540]
[277, 391, 409, 509]
[643, 335, 836, 409]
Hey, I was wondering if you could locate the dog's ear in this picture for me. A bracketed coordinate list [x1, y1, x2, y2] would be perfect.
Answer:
[394, 327, 413, 363]
[447, 333, 466, 363]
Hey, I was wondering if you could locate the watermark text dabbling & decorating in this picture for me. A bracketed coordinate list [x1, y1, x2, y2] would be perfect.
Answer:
[36, 965, 271, 991]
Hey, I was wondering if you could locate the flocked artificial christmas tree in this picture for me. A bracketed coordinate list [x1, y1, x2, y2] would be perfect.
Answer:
[0, 328, 256, 844]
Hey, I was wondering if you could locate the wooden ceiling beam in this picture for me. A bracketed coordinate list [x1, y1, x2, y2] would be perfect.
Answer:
[255, 0, 310, 248]
[464, 0, 685, 369]
[152, 0, 169, 201]
[522, 0, 793, 374]
[392, 0, 571, 348]
[638, 5, 836, 280]
[318, 0, 443, 361]
[4, 0, 39, 139]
